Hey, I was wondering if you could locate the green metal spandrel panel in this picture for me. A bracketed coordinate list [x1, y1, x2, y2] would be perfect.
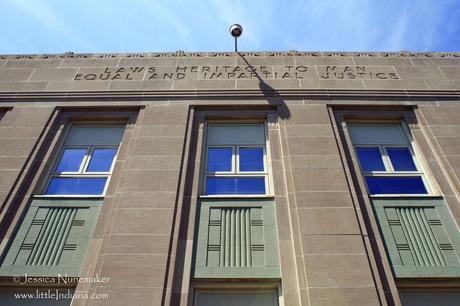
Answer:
[373, 198, 460, 278]
[0, 199, 101, 277]
[0, 288, 74, 306]
[400, 290, 460, 306]
[194, 290, 279, 306]
[194, 199, 280, 279]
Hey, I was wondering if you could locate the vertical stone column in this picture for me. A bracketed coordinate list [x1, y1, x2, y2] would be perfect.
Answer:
[418, 105, 460, 225]
[80, 104, 190, 306]
[283, 104, 381, 306]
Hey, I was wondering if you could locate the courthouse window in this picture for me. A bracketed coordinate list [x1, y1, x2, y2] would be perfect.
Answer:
[203, 124, 269, 195]
[44, 125, 124, 195]
[0, 123, 126, 277]
[194, 121, 280, 292]
[345, 122, 460, 279]
[348, 124, 429, 195]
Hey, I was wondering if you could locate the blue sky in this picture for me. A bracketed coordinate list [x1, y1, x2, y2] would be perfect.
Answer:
[0, 0, 459, 54]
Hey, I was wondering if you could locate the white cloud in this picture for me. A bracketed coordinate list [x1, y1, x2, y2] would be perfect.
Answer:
[10, 0, 96, 51]
[142, 0, 195, 50]
[0, 0, 458, 53]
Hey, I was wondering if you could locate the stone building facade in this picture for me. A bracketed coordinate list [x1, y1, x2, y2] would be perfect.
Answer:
[0, 51, 459, 306]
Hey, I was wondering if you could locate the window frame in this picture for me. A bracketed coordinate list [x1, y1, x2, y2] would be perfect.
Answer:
[349, 122, 434, 196]
[334, 109, 453, 302]
[201, 121, 273, 198]
[0, 109, 138, 285]
[40, 124, 124, 198]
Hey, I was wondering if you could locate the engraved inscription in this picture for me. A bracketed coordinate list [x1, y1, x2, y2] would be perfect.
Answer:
[148, 65, 311, 80]
[73, 65, 400, 81]
[74, 67, 146, 81]
[317, 65, 399, 80]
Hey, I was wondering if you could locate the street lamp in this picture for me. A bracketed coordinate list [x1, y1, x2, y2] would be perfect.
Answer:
[229, 24, 243, 52]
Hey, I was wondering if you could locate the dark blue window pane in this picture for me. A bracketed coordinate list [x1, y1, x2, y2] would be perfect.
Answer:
[55, 149, 87, 172]
[207, 147, 232, 172]
[366, 176, 427, 194]
[356, 147, 385, 171]
[46, 177, 107, 195]
[239, 147, 264, 171]
[87, 148, 117, 172]
[206, 177, 265, 195]
[386, 147, 417, 171]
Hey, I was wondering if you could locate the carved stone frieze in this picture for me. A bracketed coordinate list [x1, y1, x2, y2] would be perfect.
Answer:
[1, 51, 459, 60]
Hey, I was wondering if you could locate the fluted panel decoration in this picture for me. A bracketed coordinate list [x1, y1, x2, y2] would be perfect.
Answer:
[207, 207, 264, 268]
[195, 199, 280, 279]
[14, 207, 86, 266]
[385, 206, 457, 267]
[0, 199, 101, 277]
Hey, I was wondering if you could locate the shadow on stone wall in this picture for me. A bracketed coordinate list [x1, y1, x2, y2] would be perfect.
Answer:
[237, 52, 291, 120]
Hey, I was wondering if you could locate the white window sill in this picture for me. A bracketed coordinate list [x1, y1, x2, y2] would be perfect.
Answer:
[33, 195, 105, 200]
[369, 194, 443, 199]
[199, 194, 275, 199]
